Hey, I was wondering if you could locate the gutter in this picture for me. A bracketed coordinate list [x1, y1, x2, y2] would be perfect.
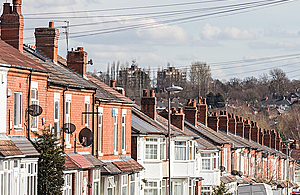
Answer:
[0, 63, 49, 73]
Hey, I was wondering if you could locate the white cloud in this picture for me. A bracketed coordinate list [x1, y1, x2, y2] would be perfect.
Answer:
[176, 54, 197, 61]
[264, 26, 299, 38]
[248, 41, 300, 51]
[201, 23, 256, 41]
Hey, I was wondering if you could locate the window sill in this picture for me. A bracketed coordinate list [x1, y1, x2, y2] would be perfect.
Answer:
[114, 151, 118, 155]
[66, 144, 72, 149]
[98, 152, 103, 157]
[122, 150, 126, 155]
[14, 126, 23, 130]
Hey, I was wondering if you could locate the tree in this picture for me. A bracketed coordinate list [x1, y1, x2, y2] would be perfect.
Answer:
[215, 92, 225, 108]
[212, 182, 233, 195]
[269, 68, 290, 98]
[207, 92, 216, 108]
[189, 62, 212, 97]
[34, 129, 65, 195]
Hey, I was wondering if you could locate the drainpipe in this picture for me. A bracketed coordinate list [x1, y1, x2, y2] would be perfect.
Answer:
[92, 90, 96, 156]
[27, 70, 33, 140]
[62, 87, 68, 152]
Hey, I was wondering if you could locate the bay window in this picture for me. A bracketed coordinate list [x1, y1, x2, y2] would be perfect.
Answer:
[129, 174, 136, 195]
[145, 138, 165, 160]
[175, 141, 187, 160]
[93, 169, 100, 195]
[121, 175, 128, 195]
[107, 176, 115, 195]
[144, 181, 158, 195]
[201, 152, 218, 171]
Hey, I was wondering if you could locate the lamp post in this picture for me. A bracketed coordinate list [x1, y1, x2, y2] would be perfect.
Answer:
[166, 86, 183, 195]
[285, 139, 294, 195]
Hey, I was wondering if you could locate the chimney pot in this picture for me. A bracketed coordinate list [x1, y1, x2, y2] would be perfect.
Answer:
[143, 89, 147, 97]
[203, 98, 206, 104]
[150, 90, 155, 97]
[110, 80, 115, 88]
[220, 111, 224, 115]
[171, 107, 177, 114]
[192, 101, 196, 107]
[178, 107, 183, 114]
[3, 3, 11, 14]
[49, 22, 55, 28]
[187, 99, 192, 106]
[77, 47, 84, 51]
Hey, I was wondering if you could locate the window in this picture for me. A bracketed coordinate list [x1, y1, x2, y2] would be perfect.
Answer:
[202, 186, 211, 195]
[161, 180, 166, 195]
[113, 108, 118, 154]
[129, 174, 136, 195]
[173, 181, 182, 195]
[144, 181, 158, 195]
[107, 177, 115, 195]
[93, 169, 100, 195]
[63, 174, 72, 195]
[84, 96, 90, 127]
[189, 180, 195, 195]
[175, 141, 187, 160]
[122, 109, 126, 153]
[202, 159, 211, 170]
[121, 175, 128, 195]
[27, 162, 37, 195]
[14, 92, 23, 127]
[30, 82, 39, 131]
[160, 138, 166, 160]
[54, 93, 60, 138]
[65, 94, 71, 148]
[98, 107, 103, 155]
[146, 138, 158, 160]
[201, 153, 218, 171]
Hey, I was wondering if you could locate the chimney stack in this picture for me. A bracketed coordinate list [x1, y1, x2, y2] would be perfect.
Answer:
[251, 122, 259, 142]
[67, 47, 88, 76]
[259, 128, 264, 146]
[35, 22, 60, 63]
[236, 116, 245, 138]
[110, 80, 116, 88]
[1, 0, 24, 52]
[228, 113, 236, 135]
[141, 89, 157, 119]
[219, 111, 228, 133]
[197, 98, 208, 125]
[264, 129, 271, 147]
[244, 120, 251, 140]
[184, 99, 198, 126]
[171, 107, 185, 131]
[275, 133, 282, 151]
[270, 130, 277, 149]
[208, 112, 219, 132]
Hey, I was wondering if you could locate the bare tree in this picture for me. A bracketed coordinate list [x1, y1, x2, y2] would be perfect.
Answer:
[189, 61, 212, 97]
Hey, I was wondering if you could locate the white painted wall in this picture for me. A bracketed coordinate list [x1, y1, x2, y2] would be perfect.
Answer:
[0, 67, 8, 134]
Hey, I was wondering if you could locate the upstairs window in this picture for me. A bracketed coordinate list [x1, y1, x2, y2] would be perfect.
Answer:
[175, 141, 187, 161]
[14, 92, 23, 128]
[30, 82, 39, 131]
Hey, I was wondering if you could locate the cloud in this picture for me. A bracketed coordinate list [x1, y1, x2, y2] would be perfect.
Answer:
[176, 54, 198, 61]
[201, 23, 256, 41]
[264, 26, 299, 38]
[248, 41, 300, 51]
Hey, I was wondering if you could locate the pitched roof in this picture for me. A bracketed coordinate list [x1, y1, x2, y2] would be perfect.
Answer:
[0, 140, 23, 157]
[112, 160, 144, 173]
[183, 128, 218, 150]
[9, 136, 40, 157]
[22, 46, 96, 90]
[101, 162, 122, 175]
[0, 40, 47, 71]
[81, 153, 105, 167]
[132, 114, 162, 134]
[66, 154, 94, 169]
[87, 74, 134, 103]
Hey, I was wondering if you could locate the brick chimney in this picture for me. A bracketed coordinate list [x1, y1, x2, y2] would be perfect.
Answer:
[244, 120, 251, 140]
[35, 22, 60, 63]
[141, 89, 157, 119]
[259, 128, 264, 146]
[236, 116, 244, 138]
[270, 130, 277, 149]
[219, 111, 228, 133]
[110, 80, 115, 88]
[208, 112, 219, 132]
[197, 98, 208, 125]
[67, 47, 88, 76]
[1, 0, 24, 52]
[184, 99, 198, 126]
[251, 122, 259, 142]
[228, 113, 236, 135]
[171, 107, 185, 131]
[276, 133, 282, 151]
[264, 129, 271, 147]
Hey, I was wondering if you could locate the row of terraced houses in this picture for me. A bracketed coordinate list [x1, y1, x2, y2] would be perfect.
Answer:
[0, 1, 299, 195]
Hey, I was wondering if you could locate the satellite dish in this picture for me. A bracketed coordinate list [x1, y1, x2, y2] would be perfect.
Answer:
[63, 123, 76, 134]
[28, 105, 43, 116]
[78, 128, 93, 147]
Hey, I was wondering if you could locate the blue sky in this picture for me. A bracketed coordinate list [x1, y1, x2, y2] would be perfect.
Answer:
[14, 0, 300, 81]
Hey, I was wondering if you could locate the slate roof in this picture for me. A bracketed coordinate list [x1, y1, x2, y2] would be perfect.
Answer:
[0, 40, 47, 71]
[23, 45, 96, 89]
[184, 121, 230, 145]
[87, 74, 134, 103]
[101, 162, 122, 175]
[81, 153, 105, 167]
[132, 114, 162, 134]
[183, 128, 218, 150]
[9, 136, 40, 157]
[261, 98, 291, 106]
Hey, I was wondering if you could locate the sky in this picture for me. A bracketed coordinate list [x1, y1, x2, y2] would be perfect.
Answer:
[4, 0, 300, 81]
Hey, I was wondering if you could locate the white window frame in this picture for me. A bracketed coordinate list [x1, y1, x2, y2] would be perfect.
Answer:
[54, 93, 60, 138]
[26, 162, 37, 195]
[30, 81, 39, 132]
[121, 109, 127, 154]
[14, 92, 23, 128]
[65, 94, 72, 148]
[145, 138, 158, 160]
[63, 173, 72, 195]
[200, 152, 218, 171]
[113, 108, 118, 155]
[172, 181, 182, 195]
[174, 141, 187, 161]
[107, 176, 115, 195]
[129, 174, 136, 195]
[98, 107, 103, 156]
[85, 96, 90, 128]
[121, 175, 128, 195]
[144, 181, 159, 195]
[93, 169, 100, 195]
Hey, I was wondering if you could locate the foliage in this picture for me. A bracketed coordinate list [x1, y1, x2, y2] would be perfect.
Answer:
[212, 182, 233, 195]
[277, 104, 300, 140]
[33, 129, 65, 195]
[206, 92, 225, 108]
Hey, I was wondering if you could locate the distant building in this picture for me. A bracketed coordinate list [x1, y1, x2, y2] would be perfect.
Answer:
[157, 66, 186, 91]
